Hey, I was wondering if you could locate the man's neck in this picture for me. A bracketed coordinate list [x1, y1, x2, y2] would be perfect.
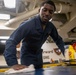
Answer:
[41, 24, 46, 30]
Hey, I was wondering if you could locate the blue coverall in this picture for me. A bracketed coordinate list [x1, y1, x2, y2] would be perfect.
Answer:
[4, 15, 65, 68]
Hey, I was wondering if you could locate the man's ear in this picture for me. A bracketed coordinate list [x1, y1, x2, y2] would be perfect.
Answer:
[38, 8, 40, 12]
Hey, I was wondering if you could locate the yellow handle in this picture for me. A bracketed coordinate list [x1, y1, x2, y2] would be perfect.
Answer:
[0, 68, 9, 73]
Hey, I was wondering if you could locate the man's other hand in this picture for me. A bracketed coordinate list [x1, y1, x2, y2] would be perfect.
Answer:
[12, 64, 28, 70]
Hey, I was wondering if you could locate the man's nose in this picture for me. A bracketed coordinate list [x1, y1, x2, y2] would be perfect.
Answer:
[45, 11, 50, 15]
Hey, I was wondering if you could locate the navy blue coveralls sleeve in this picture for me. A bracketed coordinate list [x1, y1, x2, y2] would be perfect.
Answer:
[4, 15, 65, 68]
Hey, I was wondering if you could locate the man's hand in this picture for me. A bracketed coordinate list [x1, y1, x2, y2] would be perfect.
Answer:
[12, 64, 28, 70]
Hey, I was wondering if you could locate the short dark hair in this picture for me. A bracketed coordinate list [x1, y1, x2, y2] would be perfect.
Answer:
[40, 0, 56, 11]
[71, 40, 76, 45]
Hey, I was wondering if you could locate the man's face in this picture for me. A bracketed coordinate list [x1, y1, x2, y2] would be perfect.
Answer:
[73, 46, 76, 51]
[73, 43, 76, 51]
[39, 3, 54, 23]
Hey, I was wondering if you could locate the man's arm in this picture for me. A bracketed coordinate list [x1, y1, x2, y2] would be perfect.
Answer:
[4, 38, 19, 66]
[3, 22, 31, 66]
[50, 25, 65, 56]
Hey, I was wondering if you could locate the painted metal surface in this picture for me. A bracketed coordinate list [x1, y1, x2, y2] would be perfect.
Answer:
[0, 66, 76, 75]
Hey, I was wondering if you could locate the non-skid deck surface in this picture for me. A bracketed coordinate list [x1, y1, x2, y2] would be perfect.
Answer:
[0, 66, 76, 75]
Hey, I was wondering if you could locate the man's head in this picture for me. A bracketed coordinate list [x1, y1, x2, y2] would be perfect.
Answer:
[72, 42, 76, 51]
[39, 0, 56, 23]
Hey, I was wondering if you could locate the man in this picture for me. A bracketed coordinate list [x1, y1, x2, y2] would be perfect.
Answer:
[69, 41, 76, 60]
[4, 0, 65, 70]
